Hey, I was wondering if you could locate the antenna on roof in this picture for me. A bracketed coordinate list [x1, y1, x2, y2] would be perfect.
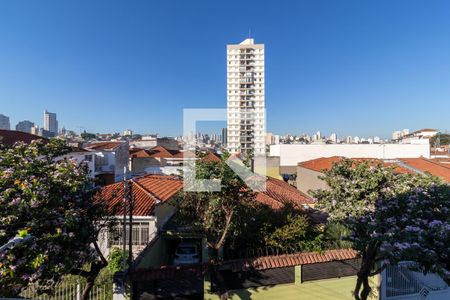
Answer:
[248, 28, 251, 38]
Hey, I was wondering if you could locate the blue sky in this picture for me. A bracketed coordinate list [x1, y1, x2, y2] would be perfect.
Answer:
[0, 1, 449, 138]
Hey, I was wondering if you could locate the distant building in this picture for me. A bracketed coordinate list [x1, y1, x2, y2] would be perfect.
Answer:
[265, 132, 273, 145]
[273, 134, 280, 145]
[123, 129, 133, 136]
[221, 127, 227, 146]
[270, 143, 431, 175]
[30, 125, 39, 135]
[312, 131, 321, 142]
[44, 110, 58, 135]
[392, 130, 403, 141]
[84, 141, 130, 185]
[374, 136, 381, 143]
[0, 114, 10, 130]
[16, 120, 35, 133]
[345, 136, 353, 144]
[227, 38, 265, 155]
[393, 128, 438, 144]
[329, 133, 337, 143]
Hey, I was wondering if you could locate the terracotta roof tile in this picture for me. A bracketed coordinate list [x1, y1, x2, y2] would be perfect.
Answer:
[200, 152, 222, 163]
[0, 129, 46, 146]
[97, 174, 183, 216]
[172, 151, 196, 159]
[85, 141, 125, 151]
[147, 146, 176, 158]
[400, 157, 450, 182]
[129, 149, 153, 158]
[298, 156, 412, 174]
[229, 249, 358, 272]
[255, 177, 315, 209]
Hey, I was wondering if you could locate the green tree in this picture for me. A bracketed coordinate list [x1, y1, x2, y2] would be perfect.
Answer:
[80, 131, 96, 140]
[175, 151, 256, 259]
[430, 133, 450, 147]
[107, 248, 130, 275]
[313, 159, 449, 300]
[0, 139, 114, 299]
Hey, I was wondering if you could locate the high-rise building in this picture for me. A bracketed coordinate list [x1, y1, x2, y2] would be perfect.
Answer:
[226, 38, 265, 155]
[221, 127, 227, 146]
[44, 110, 58, 135]
[329, 133, 337, 143]
[392, 130, 402, 141]
[31, 125, 39, 135]
[123, 129, 133, 136]
[16, 120, 35, 133]
[0, 114, 10, 130]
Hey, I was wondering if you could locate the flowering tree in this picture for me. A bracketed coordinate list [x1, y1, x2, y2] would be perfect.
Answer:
[313, 159, 449, 300]
[0, 139, 113, 299]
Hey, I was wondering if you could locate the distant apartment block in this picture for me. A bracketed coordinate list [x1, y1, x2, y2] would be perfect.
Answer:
[227, 38, 265, 155]
[0, 114, 10, 130]
[394, 128, 438, 144]
[123, 129, 133, 136]
[44, 110, 58, 136]
[15, 120, 35, 133]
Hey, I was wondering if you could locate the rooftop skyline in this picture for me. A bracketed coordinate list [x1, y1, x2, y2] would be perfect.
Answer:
[1, 1, 450, 138]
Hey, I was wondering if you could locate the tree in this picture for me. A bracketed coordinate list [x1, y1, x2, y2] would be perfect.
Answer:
[80, 131, 96, 140]
[313, 159, 449, 300]
[175, 152, 259, 299]
[175, 151, 256, 259]
[0, 139, 114, 299]
[430, 133, 450, 147]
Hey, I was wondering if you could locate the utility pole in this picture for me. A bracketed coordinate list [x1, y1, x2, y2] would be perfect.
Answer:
[122, 167, 127, 291]
[128, 179, 134, 299]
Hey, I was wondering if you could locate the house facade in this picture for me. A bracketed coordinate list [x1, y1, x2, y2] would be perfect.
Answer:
[96, 174, 183, 258]
[84, 141, 130, 185]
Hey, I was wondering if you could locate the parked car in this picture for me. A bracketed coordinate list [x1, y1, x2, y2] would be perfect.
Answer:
[173, 242, 200, 265]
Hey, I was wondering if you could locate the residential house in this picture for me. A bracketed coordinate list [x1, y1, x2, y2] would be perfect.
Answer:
[269, 143, 431, 176]
[84, 141, 129, 185]
[128, 176, 322, 299]
[129, 145, 197, 176]
[96, 174, 183, 258]
[296, 156, 450, 196]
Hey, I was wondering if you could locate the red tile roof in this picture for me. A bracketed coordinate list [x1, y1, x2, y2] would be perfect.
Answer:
[172, 151, 196, 159]
[130, 249, 358, 279]
[256, 177, 315, 209]
[97, 174, 183, 216]
[415, 128, 438, 133]
[129, 149, 153, 158]
[400, 157, 450, 182]
[0, 129, 46, 146]
[85, 141, 125, 151]
[200, 152, 221, 163]
[147, 146, 176, 158]
[298, 156, 412, 174]
[228, 249, 358, 272]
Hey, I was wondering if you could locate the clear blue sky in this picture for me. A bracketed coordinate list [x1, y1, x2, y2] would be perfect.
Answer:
[1, 0, 449, 138]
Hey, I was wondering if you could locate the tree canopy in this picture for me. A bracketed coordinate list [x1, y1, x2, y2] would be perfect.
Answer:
[0, 139, 112, 298]
[313, 159, 449, 300]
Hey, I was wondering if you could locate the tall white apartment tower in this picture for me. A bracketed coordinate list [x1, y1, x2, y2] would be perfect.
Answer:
[44, 110, 58, 135]
[227, 38, 265, 155]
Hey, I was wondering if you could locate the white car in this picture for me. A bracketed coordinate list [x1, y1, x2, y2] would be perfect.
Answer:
[173, 242, 200, 265]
